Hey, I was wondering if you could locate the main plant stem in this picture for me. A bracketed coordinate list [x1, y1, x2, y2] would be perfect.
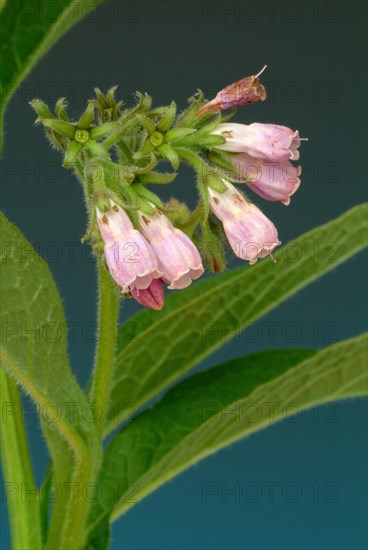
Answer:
[0, 369, 42, 549]
[88, 262, 120, 436]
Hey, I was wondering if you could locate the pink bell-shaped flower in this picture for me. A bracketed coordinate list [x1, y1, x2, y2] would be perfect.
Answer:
[208, 180, 280, 264]
[96, 201, 162, 293]
[138, 207, 204, 289]
[230, 152, 301, 205]
[212, 122, 301, 162]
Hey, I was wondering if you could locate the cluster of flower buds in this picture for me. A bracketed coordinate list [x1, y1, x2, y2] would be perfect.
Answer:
[31, 67, 305, 310]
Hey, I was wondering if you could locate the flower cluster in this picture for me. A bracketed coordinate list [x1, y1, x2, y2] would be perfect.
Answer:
[96, 201, 204, 309]
[31, 67, 305, 310]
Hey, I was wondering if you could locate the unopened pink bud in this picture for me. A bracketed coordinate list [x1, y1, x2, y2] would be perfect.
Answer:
[212, 122, 302, 162]
[230, 153, 301, 205]
[96, 202, 162, 293]
[130, 279, 165, 310]
[138, 208, 204, 289]
[208, 180, 280, 264]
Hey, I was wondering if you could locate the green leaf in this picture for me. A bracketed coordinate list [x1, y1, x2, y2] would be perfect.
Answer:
[84, 518, 110, 550]
[106, 204, 368, 433]
[0, 0, 104, 151]
[0, 212, 100, 549]
[89, 334, 367, 531]
[0, 369, 42, 549]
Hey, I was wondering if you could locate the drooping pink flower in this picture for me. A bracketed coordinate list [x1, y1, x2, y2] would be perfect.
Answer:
[212, 122, 301, 162]
[208, 180, 280, 264]
[138, 208, 204, 289]
[130, 279, 165, 310]
[198, 67, 267, 117]
[229, 153, 301, 205]
[96, 201, 162, 293]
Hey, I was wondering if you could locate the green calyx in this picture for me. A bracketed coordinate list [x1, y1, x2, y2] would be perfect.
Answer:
[30, 86, 235, 241]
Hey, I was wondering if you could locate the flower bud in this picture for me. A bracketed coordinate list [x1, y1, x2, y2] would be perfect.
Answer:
[230, 153, 301, 205]
[208, 180, 280, 264]
[138, 208, 204, 289]
[96, 202, 162, 293]
[212, 123, 301, 162]
[130, 279, 164, 310]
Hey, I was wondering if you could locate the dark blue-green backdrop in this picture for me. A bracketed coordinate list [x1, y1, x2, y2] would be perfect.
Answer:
[1, 1, 367, 548]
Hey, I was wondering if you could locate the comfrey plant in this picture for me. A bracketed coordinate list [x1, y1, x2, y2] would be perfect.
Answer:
[31, 67, 304, 309]
[1, 67, 366, 550]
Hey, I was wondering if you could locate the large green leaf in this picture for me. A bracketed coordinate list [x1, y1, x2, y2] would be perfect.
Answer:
[0, 0, 104, 151]
[107, 204, 368, 433]
[0, 212, 100, 548]
[88, 334, 367, 535]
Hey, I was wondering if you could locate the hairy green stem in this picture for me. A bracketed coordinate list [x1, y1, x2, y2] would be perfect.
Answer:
[88, 263, 120, 436]
[0, 369, 42, 549]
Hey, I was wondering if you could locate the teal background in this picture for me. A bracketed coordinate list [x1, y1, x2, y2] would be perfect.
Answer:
[1, 1, 367, 548]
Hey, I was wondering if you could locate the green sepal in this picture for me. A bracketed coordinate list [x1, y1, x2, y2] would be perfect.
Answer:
[176, 147, 211, 175]
[206, 151, 237, 172]
[89, 122, 119, 140]
[78, 102, 95, 129]
[137, 171, 177, 184]
[99, 159, 136, 187]
[29, 99, 54, 121]
[117, 185, 144, 212]
[55, 98, 68, 121]
[175, 90, 204, 127]
[207, 173, 228, 192]
[84, 140, 111, 160]
[132, 183, 163, 207]
[137, 114, 156, 135]
[94, 87, 123, 123]
[220, 106, 237, 122]
[136, 199, 156, 216]
[44, 127, 68, 152]
[173, 114, 222, 148]
[157, 101, 177, 132]
[63, 141, 83, 168]
[133, 138, 155, 159]
[165, 127, 196, 143]
[191, 109, 218, 127]
[42, 118, 76, 139]
[134, 92, 152, 113]
[134, 153, 157, 174]
[84, 160, 106, 196]
[106, 86, 120, 109]
[196, 174, 210, 221]
[200, 219, 226, 273]
[226, 173, 252, 184]
[165, 199, 195, 230]
[156, 143, 180, 170]
[198, 134, 227, 148]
